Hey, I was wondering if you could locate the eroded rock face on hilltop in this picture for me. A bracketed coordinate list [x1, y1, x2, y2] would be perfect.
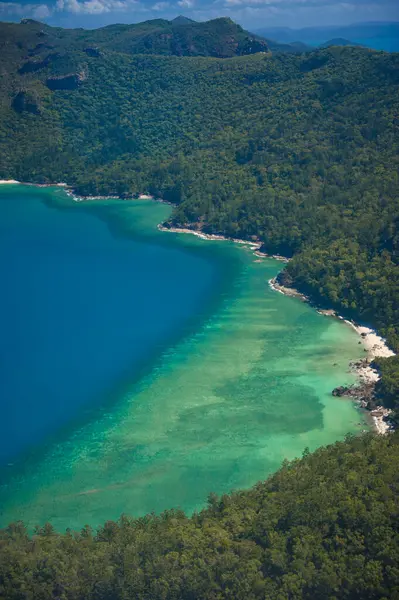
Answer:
[46, 67, 88, 91]
[236, 36, 269, 55]
[84, 47, 102, 58]
[12, 90, 40, 114]
[19, 53, 59, 74]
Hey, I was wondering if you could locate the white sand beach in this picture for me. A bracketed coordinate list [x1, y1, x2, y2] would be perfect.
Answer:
[267, 278, 395, 434]
[2, 182, 395, 434]
[158, 225, 290, 261]
[350, 325, 395, 361]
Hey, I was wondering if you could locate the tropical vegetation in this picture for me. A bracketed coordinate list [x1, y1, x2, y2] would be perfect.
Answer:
[1, 432, 399, 599]
[1, 17, 399, 597]
[1, 18, 398, 416]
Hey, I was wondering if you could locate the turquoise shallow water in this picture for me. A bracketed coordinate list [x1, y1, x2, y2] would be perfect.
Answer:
[0, 185, 367, 531]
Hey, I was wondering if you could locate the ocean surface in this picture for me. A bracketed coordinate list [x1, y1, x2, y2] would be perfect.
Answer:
[0, 185, 367, 530]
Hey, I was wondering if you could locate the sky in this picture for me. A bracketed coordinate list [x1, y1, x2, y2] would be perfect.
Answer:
[0, 0, 398, 30]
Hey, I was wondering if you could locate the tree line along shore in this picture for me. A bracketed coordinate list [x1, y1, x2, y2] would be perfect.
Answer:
[1, 179, 397, 432]
[0, 431, 398, 599]
[0, 18, 399, 595]
[1, 27, 398, 423]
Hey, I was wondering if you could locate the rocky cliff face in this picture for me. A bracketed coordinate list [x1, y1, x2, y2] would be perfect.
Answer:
[84, 47, 102, 58]
[12, 90, 40, 113]
[19, 53, 58, 74]
[236, 36, 269, 55]
[46, 66, 88, 91]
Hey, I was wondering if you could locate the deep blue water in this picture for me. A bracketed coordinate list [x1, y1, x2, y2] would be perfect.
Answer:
[0, 185, 367, 531]
[0, 187, 223, 464]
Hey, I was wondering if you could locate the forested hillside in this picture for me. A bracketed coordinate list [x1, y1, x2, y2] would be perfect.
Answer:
[0, 19, 398, 417]
[1, 432, 398, 599]
[0, 16, 274, 59]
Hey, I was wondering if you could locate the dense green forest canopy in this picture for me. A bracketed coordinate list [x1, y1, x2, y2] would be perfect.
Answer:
[0, 18, 398, 418]
[1, 432, 398, 599]
[0, 16, 280, 60]
[0, 16, 308, 60]
[1, 21, 399, 596]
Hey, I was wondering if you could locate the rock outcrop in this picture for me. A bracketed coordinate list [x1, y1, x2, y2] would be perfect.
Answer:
[19, 53, 58, 74]
[332, 382, 375, 406]
[46, 67, 88, 91]
[236, 36, 269, 55]
[84, 47, 102, 57]
[12, 90, 40, 114]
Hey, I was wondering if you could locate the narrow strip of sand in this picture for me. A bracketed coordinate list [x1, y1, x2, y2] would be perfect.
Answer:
[268, 277, 395, 434]
[158, 225, 289, 261]
[0, 180, 68, 187]
[2, 179, 394, 434]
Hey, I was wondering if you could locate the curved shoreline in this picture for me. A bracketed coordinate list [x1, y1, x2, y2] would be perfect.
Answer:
[157, 224, 290, 262]
[268, 277, 395, 434]
[1, 179, 394, 434]
[0, 179, 68, 187]
[159, 224, 396, 435]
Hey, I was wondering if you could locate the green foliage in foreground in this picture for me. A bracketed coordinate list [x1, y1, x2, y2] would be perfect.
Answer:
[0, 19, 398, 416]
[1, 432, 398, 599]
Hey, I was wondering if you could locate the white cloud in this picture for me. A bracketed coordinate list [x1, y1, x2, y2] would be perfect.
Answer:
[218, 0, 392, 7]
[0, 2, 21, 13]
[204, 0, 397, 28]
[33, 3, 51, 17]
[222, 0, 325, 5]
[177, 0, 194, 7]
[152, 1, 169, 8]
[223, 0, 269, 5]
[55, 0, 137, 14]
[0, 2, 50, 17]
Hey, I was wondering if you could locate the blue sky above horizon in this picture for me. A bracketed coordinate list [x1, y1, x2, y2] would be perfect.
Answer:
[0, 0, 398, 30]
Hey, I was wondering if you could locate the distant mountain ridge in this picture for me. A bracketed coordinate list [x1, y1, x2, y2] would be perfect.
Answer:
[255, 21, 399, 52]
[171, 15, 196, 26]
[0, 16, 312, 62]
[320, 38, 363, 48]
[1, 16, 274, 59]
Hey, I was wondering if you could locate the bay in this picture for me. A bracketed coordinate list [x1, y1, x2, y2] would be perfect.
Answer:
[0, 185, 367, 530]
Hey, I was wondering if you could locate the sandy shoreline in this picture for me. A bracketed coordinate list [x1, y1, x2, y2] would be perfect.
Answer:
[2, 179, 394, 434]
[0, 178, 286, 259]
[70, 190, 157, 202]
[0, 179, 158, 203]
[268, 277, 395, 434]
[161, 229, 396, 435]
[158, 225, 290, 262]
[158, 224, 262, 246]
[0, 179, 68, 187]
